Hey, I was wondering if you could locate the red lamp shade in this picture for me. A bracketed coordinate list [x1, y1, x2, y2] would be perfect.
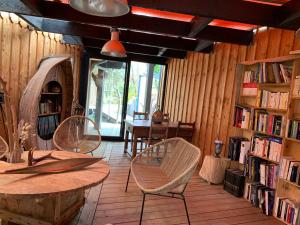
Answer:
[101, 29, 127, 58]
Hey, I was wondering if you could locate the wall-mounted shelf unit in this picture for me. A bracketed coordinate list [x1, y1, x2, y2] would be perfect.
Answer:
[233, 54, 300, 224]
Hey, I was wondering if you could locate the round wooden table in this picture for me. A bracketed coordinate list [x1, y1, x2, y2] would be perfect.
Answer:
[0, 151, 110, 225]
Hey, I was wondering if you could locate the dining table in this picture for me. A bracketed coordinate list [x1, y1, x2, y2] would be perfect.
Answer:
[0, 150, 109, 225]
[124, 119, 193, 159]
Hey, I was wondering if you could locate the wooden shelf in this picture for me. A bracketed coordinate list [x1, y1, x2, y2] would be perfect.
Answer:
[248, 153, 280, 164]
[38, 112, 60, 117]
[258, 83, 290, 88]
[41, 92, 62, 95]
[241, 95, 257, 98]
[285, 137, 300, 143]
[291, 96, 300, 100]
[240, 55, 300, 65]
[254, 130, 283, 138]
[233, 126, 252, 132]
[279, 178, 300, 188]
[275, 217, 292, 225]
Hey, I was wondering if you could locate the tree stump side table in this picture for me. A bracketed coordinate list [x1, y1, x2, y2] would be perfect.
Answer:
[199, 155, 231, 184]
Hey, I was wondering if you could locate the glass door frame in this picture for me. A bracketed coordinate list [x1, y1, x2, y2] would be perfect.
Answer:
[79, 53, 168, 141]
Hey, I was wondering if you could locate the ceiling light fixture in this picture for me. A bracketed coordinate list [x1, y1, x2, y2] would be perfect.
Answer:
[69, 0, 130, 17]
[101, 28, 127, 58]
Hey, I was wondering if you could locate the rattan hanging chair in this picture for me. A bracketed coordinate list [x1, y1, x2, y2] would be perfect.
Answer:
[53, 116, 101, 155]
[125, 137, 201, 225]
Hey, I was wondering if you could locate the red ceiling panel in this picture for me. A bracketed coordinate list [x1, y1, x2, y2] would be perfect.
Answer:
[209, 19, 257, 31]
[243, 0, 290, 6]
[131, 7, 194, 22]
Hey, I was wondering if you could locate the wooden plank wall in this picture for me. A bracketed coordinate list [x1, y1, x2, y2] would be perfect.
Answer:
[0, 12, 82, 140]
[164, 27, 300, 158]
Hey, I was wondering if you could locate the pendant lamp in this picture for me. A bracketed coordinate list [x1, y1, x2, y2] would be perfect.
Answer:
[101, 29, 127, 58]
[70, 0, 130, 17]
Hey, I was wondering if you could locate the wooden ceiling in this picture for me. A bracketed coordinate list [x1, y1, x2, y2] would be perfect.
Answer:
[0, 0, 299, 63]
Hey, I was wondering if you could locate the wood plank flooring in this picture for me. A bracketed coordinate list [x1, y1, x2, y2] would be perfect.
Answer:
[73, 142, 284, 225]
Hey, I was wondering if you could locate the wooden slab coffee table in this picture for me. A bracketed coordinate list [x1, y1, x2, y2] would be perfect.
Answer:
[0, 151, 110, 225]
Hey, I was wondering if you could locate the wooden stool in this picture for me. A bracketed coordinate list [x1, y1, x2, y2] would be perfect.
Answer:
[199, 155, 230, 184]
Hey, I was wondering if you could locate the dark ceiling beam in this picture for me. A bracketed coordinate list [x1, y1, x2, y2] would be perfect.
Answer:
[19, 2, 254, 46]
[86, 47, 168, 65]
[277, 0, 300, 30]
[37, 1, 191, 37]
[82, 38, 186, 59]
[197, 26, 253, 45]
[189, 17, 213, 37]
[129, 0, 278, 27]
[21, 15, 197, 51]
[195, 40, 214, 52]
[158, 48, 167, 57]
[0, 0, 40, 15]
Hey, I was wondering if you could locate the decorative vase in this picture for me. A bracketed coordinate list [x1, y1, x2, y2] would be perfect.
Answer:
[151, 105, 163, 123]
[214, 140, 223, 158]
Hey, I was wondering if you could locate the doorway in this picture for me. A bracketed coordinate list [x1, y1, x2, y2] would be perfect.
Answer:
[85, 58, 127, 138]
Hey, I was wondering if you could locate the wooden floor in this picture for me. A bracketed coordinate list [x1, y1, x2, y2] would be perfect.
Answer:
[73, 142, 284, 225]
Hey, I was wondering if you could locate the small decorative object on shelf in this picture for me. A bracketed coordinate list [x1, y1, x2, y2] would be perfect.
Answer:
[151, 104, 164, 123]
[214, 139, 223, 158]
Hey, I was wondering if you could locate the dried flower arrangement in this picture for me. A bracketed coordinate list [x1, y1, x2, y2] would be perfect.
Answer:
[0, 77, 31, 163]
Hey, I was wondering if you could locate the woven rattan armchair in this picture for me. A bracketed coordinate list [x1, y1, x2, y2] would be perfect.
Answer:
[53, 116, 101, 155]
[125, 138, 201, 225]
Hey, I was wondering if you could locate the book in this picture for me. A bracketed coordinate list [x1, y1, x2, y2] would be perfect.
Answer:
[275, 197, 300, 224]
[239, 141, 251, 164]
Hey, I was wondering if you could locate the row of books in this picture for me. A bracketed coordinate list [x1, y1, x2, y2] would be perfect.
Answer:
[253, 110, 283, 136]
[228, 137, 250, 164]
[242, 83, 258, 96]
[279, 157, 300, 186]
[243, 62, 292, 84]
[251, 135, 282, 163]
[244, 182, 275, 216]
[259, 90, 289, 110]
[40, 100, 61, 115]
[294, 75, 300, 97]
[38, 115, 60, 140]
[287, 120, 300, 140]
[274, 197, 300, 225]
[234, 106, 251, 129]
[247, 156, 279, 189]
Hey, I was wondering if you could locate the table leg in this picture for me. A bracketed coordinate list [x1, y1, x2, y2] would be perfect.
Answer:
[124, 130, 129, 153]
[132, 133, 138, 159]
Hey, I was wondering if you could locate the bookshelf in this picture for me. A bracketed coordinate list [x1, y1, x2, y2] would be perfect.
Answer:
[233, 55, 300, 224]
[19, 56, 74, 150]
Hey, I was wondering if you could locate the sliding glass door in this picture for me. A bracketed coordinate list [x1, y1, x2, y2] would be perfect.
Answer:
[126, 61, 166, 120]
[85, 58, 127, 138]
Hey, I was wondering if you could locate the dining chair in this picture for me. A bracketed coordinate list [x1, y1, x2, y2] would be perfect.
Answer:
[176, 121, 196, 142]
[163, 113, 170, 122]
[146, 120, 169, 147]
[125, 138, 201, 225]
[133, 111, 149, 120]
[132, 111, 149, 151]
[53, 116, 101, 155]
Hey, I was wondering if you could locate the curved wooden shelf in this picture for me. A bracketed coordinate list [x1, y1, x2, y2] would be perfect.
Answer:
[20, 56, 74, 149]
